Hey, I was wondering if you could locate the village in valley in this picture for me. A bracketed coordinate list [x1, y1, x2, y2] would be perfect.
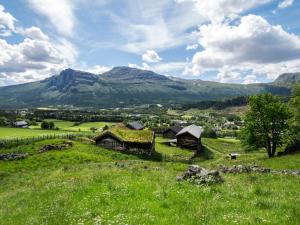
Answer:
[0, 88, 299, 224]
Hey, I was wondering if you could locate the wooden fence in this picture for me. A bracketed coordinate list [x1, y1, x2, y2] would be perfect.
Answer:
[0, 132, 94, 149]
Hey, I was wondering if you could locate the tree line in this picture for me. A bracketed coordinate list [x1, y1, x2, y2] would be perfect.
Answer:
[182, 96, 248, 110]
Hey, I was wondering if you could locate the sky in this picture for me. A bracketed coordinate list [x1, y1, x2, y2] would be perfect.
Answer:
[0, 0, 300, 86]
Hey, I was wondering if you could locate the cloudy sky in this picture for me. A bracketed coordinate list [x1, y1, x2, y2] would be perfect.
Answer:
[0, 0, 300, 86]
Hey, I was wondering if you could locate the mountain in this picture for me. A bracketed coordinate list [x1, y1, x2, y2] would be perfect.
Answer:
[0, 67, 297, 108]
[273, 73, 300, 84]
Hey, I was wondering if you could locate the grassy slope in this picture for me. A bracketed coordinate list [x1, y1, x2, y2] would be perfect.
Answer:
[0, 138, 299, 225]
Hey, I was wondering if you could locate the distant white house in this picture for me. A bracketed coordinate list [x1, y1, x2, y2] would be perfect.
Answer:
[171, 120, 187, 126]
[13, 121, 28, 128]
[126, 121, 144, 130]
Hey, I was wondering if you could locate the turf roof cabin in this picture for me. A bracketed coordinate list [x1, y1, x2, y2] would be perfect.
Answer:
[94, 128, 155, 155]
[126, 121, 144, 130]
[163, 126, 183, 139]
[176, 125, 202, 153]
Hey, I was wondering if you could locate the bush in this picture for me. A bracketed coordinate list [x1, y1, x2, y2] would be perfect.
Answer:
[103, 125, 109, 131]
[202, 127, 217, 138]
[41, 121, 55, 130]
[284, 139, 300, 154]
[226, 114, 241, 122]
[0, 117, 8, 126]
[73, 122, 82, 126]
[49, 122, 55, 130]
[41, 121, 49, 129]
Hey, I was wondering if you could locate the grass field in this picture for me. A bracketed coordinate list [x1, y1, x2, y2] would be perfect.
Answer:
[0, 127, 70, 139]
[30, 120, 115, 132]
[0, 137, 299, 224]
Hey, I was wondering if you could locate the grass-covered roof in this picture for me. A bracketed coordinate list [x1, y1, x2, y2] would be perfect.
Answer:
[110, 128, 153, 143]
[95, 127, 153, 143]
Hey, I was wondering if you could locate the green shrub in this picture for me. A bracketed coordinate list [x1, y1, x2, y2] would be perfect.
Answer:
[202, 127, 217, 138]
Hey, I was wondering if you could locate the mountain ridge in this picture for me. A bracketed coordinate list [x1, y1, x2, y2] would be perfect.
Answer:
[0, 67, 298, 108]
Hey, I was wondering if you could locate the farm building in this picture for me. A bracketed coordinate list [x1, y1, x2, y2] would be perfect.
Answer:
[176, 124, 202, 153]
[94, 128, 155, 155]
[13, 121, 28, 128]
[126, 121, 144, 130]
[163, 126, 183, 139]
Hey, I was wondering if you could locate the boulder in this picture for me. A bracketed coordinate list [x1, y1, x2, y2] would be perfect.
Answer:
[38, 141, 73, 153]
[177, 165, 223, 185]
[218, 164, 300, 177]
[0, 153, 27, 160]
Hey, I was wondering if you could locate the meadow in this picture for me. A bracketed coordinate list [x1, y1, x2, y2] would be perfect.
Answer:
[0, 136, 299, 225]
[30, 119, 115, 132]
[0, 127, 69, 139]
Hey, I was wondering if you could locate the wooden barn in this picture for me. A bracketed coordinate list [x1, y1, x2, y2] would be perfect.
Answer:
[162, 126, 183, 139]
[126, 121, 144, 130]
[176, 124, 202, 153]
[94, 128, 155, 155]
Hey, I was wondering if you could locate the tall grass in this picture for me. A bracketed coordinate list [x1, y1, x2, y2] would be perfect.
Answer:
[0, 137, 299, 224]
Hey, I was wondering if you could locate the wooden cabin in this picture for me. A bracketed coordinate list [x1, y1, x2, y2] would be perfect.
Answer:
[162, 126, 183, 139]
[126, 121, 144, 130]
[94, 128, 155, 155]
[176, 125, 202, 153]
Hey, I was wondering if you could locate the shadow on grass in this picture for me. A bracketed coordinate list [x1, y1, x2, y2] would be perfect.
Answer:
[138, 151, 193, 164]
[140, 145, 216, 164]
[137, 151, 164, 162]
[191, 145, 215, 162]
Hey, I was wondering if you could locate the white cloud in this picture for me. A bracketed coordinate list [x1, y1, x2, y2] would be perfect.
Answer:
[0, 5, 16, 36]
[186, 15, 300, 80]
[128, 63, 150, 71]
[216, 68, 241, 83]
[109, 0, 204, 53]
[87, 65, 111, 74]
[112, 0, 273, 54]
[27, 0, 75, 36]
[129, 61, 188, 76]
[18, 26, 49, 40]
[0, 4, 77, 85]
[176, 0, 272, 23]
[142, 50, 162, 63]
[186, 44, 198, 50]
[151, 62, 188, 75]
[243, 75, 258, 84]
[278, 0, 294, 9]
[0, 37, 77, 84]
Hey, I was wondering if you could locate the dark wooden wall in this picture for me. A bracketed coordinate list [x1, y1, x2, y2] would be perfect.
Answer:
[96, 133, 155, 156]
[96, 135, 125, 151]
[163, 130, 176, 139]
[177, 133, 201, 151]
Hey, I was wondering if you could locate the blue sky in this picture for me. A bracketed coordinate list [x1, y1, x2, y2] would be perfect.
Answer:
[0, 0, 300, 86]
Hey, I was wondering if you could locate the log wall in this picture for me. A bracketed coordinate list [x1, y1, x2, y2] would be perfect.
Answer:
[177, 133, 201, 151]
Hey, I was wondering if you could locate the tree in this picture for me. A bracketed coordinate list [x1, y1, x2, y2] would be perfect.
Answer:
[41, 121, 55, 130]
[0, 117, 8, 127]
[49, 121, 55, 130]
[286, 84, 300, 153]
[102, 125, 109, 131]
[202, 127, 217, 138]
[90, 127, 97, 133]
[289, 84, 300, 137]
[241, 93, 291, 157]
[41, 121, 49, 129]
